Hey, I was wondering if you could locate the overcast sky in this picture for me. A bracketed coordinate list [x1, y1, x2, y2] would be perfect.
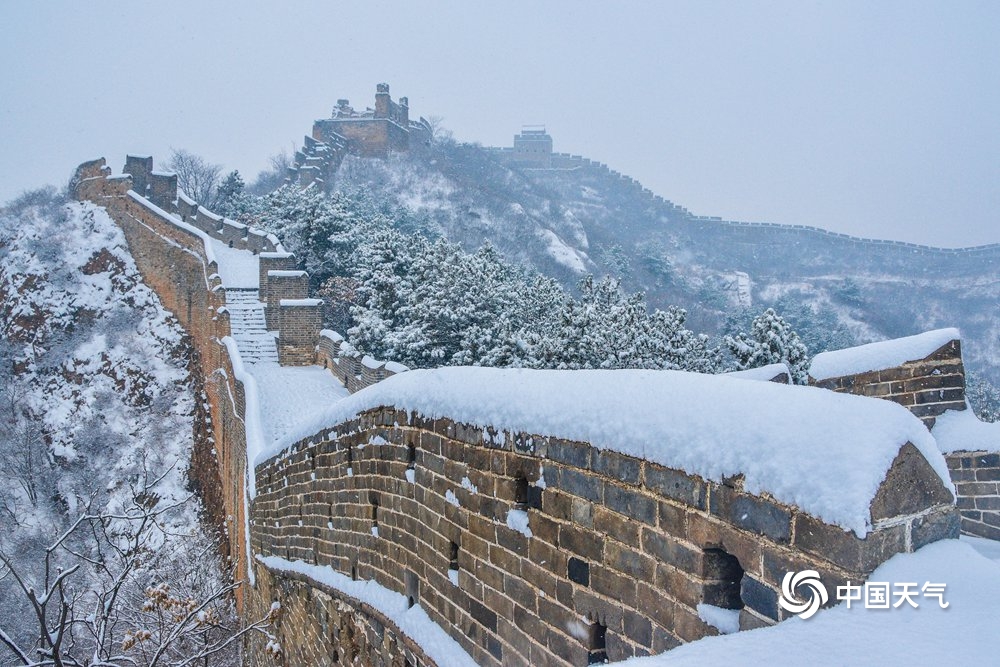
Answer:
[1, 1, 997, 246]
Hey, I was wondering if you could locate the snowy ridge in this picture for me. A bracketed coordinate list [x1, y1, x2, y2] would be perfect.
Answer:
[809, 328, 960, 380]
[260, 367, 950, 535]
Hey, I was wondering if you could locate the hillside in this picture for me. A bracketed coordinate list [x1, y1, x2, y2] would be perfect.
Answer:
[0, 191, 241, 663]
[327, 138, 1000, 380]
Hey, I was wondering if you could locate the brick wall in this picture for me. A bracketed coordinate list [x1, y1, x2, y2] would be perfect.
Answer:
[244, 564, 436, 667]
[946, 452, 1000, 540]
[808, 336, 1000, 541]
[316, 331, 408, 393]
[809, 340, 966, 428]
[278, 299, 323, 366]
[71, 158, 257, 606]
[266, 271, 309, 330]
[251, 407, 956, 666]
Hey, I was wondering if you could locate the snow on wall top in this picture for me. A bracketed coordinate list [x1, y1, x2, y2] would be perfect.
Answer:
[809, 328, 960, 381]
[259, 367, 949, 535]
[725, 363, 791, 383]
[932, 409, 1000, 454]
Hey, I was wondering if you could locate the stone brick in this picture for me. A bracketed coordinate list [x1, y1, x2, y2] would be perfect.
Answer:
[594, 505, 640, 545]
[605, 541, 655, 581]
[622, 609, 653, 648]
[547, 438, 591, 469]
[738, 608, 772, 631]
[658, 501, 686, 537]
[911, 507, 960, 550]
[605, 484, 657, 525]
[671, 604, 715, 642]
[641, 529, 700, 572]
[593, 449, 642, 484]
[557, 467, 604, 503]
[740, 576, 779, 621]
[568, 557, 590, 586]
[870, 443, 955, 520]
[709, 485, 791, 543]
[655, 564, 701, 609]
[976, 468, 1000, 481]
[644, 465, 707, 510]
[560, 524, 604, 561]
[975, 496, 1000, 510]
[591, 565, 637, 603]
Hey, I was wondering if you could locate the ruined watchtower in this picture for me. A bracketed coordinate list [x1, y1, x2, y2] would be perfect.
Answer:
[312, 83, 413, 158]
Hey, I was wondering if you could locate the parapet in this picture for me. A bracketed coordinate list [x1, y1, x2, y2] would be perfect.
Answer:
[809, 328, 965, 427]
[123, 155, 153, 196]
[810, 329, 1000, 543]
[251, 367, 957, 664]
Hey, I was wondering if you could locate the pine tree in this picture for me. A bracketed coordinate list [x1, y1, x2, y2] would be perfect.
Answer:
[725, 308, 810, 383]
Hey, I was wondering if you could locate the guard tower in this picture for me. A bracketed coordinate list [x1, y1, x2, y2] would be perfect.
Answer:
[510, 125, 553, 166]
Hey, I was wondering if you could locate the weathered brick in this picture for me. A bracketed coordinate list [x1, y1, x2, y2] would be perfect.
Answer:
[592, 505, 638, 545]
[593, 449, 642, 484]
[710, 485, 791, 543]
[558, 467, 604, 503]
[911, 507, 960, 550]
[591, 565, 637, 603]
[644, 465, 707, 510]
[560, 525, 604, 561]
[975, 496, 1000, 510]
[641, 529, 700, 572]
[605, 484, 657, 525]
[622, 609, 653, 647]
[605, 541, 655, 580]
[740, 576, 779, 621]
[547, 438, 591, 469]
[568, 556, 590, 586]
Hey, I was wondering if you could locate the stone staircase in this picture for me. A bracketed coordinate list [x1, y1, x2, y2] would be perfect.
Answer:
[226, 288, 278, 364]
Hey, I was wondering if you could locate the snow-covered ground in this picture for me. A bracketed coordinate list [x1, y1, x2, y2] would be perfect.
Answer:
[622, 537, 1000, 666]
[207, 237, 350, 447]
[250, 363, 350, 445]
[209, 238, 260, 288]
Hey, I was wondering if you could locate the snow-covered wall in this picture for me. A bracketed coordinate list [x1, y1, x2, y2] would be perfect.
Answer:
[71, 157, 259, 599]
[251, 369, 957, 665]
[807, 330, 1000, 543]
[316, 329, 409, 393]
[809, 330, 966, 428]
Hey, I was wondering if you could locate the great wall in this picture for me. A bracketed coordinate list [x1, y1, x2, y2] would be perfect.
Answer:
[65, 84, 1000, 666]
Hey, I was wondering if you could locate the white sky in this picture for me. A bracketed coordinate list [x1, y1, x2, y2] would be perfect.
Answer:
[1, 1, 997, 247]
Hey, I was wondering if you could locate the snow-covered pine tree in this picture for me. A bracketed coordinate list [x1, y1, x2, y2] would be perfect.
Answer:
[725, 307, 810, 383]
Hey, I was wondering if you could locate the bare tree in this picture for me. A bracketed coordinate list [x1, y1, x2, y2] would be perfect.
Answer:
[0, 378, 48, 510]
[0, 476, 277, 666]
[165, 150, 222, 208]
[424, 115, 452, 143]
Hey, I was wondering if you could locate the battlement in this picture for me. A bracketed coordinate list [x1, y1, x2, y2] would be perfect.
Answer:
[284, 83, 432, 190]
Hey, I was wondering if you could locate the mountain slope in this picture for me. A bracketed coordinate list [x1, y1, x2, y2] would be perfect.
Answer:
[329, 139, 1000, 380]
